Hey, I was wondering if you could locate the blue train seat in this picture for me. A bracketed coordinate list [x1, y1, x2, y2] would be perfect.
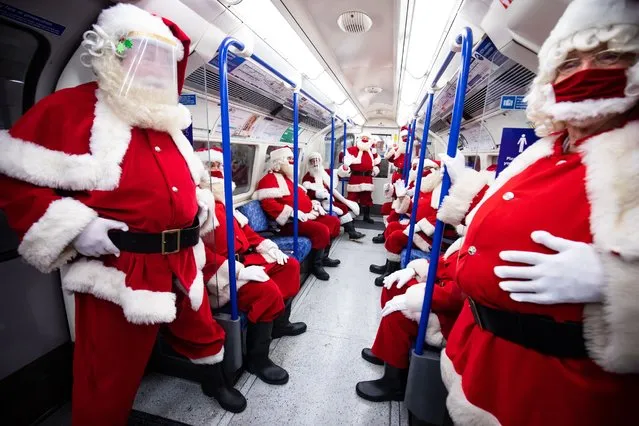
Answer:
[401, 248, 431, 268]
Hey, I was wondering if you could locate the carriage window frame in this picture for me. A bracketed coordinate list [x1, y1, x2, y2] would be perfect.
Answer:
[194, 141, 257, 195]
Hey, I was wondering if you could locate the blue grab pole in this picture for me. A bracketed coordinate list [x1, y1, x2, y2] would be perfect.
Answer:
[292, 91, 300, 260]
[329, 116, 336, 216]
[341, 122, 347, 195]
[217, 37, 246, 321]
[404, 94, 434, 265]
[403, 121, 416, 182]
[414, 28, 473, 356]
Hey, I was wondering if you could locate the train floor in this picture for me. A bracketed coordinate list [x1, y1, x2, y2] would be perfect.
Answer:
[133, 224, 410, 426]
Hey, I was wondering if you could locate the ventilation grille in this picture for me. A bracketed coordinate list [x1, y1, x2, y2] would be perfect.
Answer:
[337, 11, 373, 33]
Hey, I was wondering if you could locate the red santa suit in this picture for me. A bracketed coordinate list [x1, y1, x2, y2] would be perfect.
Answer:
[302, 166, 360, 225]
[337, 135, 381, 207]
[371, 240, 465, 369]
[380, 135, 408, 217]
[0, 7, 231, 424]
[254, 149, 341, 250]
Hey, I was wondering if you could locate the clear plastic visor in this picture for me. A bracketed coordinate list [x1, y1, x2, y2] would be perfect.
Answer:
[118, 34, 178, 104]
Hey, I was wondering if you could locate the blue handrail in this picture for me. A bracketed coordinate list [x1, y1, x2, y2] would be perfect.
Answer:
[403, 119, 417, 182]
[292, 91, 300, 260]
[217, 37, 244, 321]
[414, 28, 473, 356]
[404, 93, 434, 265]
[329, 116, 336, 216]
[341, 122, 347, 195]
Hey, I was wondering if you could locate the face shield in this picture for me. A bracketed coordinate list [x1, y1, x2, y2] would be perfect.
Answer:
[117, 33, 178, 105]
[310, 157, 322, 168]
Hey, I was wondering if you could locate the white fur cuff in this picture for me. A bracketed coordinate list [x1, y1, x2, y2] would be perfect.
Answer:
[406, 259, 430, 282]
[256, 239, 278, 254]
[275, 204, 294, 226]
[437, 169, 487, 226]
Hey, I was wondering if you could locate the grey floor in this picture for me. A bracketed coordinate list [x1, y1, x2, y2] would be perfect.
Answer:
[133, 227, 410, 426]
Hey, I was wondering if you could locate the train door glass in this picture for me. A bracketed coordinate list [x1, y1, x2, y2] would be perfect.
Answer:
[194, 141, 256, 195]
[372, 133, 392, 178]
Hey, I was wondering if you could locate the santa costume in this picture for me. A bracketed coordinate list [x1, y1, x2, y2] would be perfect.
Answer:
[254, 147, 341, 281]
[356, 239, 465, 402]
[337, 134, 382, 223]
[196, 147, 306, 385]
[0, 4, 247, 422]
[436, 1, 639, 424]
[302, 151, 365, 240]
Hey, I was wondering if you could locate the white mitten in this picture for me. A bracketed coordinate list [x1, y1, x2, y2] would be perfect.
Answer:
[267, 248, 289, 265]
[238, 265, 269, 282]
[73, 217, 129, 257]
[438, 151, 465, 184]
[343, 154, 356, 167]
[315, 188, 330, 200]
[312, 200, 327, 216]
[394, 179, 407, 198]
[381, 294, 407, 317]
[383, 267, 417, 289]
[494, 231, 605, 304]
[197, 200, 209, 227]
[383, 182, 393, 198]
[296, 210, 308, 222]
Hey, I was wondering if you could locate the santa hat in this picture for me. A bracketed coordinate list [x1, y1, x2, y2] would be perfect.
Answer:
[526, 0, 639, 136]
[269, 147, 294, 163]
[307, 152, 322, 163]
[196, 146, 224, 165]
[87, 4, 191, 93]
[400, 126, 409, 139]
[423, 159, 440, 169]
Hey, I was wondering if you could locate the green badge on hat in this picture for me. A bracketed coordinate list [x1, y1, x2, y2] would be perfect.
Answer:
[116, 38, 133, 55]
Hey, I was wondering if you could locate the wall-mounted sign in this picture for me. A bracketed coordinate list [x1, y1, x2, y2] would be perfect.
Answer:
[179, 94, 197, 106]
[496, 128, 539, 176]
[500, 95, 527, 110]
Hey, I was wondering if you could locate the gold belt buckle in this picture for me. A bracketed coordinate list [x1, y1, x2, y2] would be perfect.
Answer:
[161, 228, 181, 254]
[468, 298, 484, 330]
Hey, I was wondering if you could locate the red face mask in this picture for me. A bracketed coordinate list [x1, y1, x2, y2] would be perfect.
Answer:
[553, 68, 627, 103]
[210, 170, 223, 179]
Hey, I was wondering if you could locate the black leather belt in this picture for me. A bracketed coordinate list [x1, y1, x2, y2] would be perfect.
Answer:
[234, 247, 255, 263]
[352, 171, 372, 176]
[108, 219, 200, 254]
[468, 298, 587, 358]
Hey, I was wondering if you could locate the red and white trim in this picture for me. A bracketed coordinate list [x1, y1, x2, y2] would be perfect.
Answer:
[253, 172, 291, 201]
[347, 183, 375, 192]
[190, 348, 225, 365]
[206, 259, 248, 308]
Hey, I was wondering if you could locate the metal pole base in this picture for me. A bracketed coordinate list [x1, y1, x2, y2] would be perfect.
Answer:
[405, 349, 448, 425]
[214, 313, 243, 376]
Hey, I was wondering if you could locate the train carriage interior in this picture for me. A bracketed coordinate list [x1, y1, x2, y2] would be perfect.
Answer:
[3, 0, 628, 425]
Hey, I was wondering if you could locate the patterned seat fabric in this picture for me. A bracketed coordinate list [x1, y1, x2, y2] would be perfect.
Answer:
[269, 236, 312, 262]
[401, 248, 431, 268]
[237, 200, 269, 232]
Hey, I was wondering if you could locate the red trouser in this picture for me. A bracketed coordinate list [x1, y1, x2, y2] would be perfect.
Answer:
[280, 215, 341, 249]
[371, 311, 418, 369]
[347, 190, 373, 207]
[72, 290, 224, 426]
[380, 278, 420, 308]
[385, 228, 410, 256]
[237, 258, 300, 323]
[383, 220, 407, 240]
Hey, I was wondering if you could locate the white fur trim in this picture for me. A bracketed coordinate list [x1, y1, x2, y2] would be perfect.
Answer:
[275, 204, 294, 226]
[406, 259, 429, 282]
[347, 183, 374, 192]
[18, 198, 97, 273]
[373, 156, 382, 166]
[441, 349, 501, 426]
[372, 166, 380, 177]
[430, 184, 442, 210]
[541, 91, 639, 125]
[196, 148, 223, 165]
[424, 313, 445, 348]
[253, 172, 291, 200]
[269, 146, 294, 163]
[61, 258, 177, 324]
[339, 213, 353, 224]
[387, 251, 401, 262]
[206, 260, 247, 308]
[443, 238, 463, 260]
[233, 209, 249, 228]
[196, 187, 218, 235]
[437, 169, 487, 226]
[302, 181, 325, 193]
[186, 240, 206, 311]
[337, 166, 351, 178]
[415, 218, 436, 237]
[190, 348, 225, 365]
[411, 232, 432, 252]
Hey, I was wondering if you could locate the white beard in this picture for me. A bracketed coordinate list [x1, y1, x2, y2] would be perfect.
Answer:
[94, 55, 189, 132]
[205, 178, 235, 203]
[309, 164, 324, 179]
[420, 172, 442, 193]
[279, 162, 294, 180]
[408, 169, 418, 185]
[357, 140, 373, 152]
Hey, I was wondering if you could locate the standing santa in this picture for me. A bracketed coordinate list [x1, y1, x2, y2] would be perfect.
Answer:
[337, 134, 382, 224]
[0, 4, 246, 423]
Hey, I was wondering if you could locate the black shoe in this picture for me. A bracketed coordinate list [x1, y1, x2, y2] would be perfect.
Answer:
[362, 206, 375, 224]
[201, 363, 247, 413]
[272, 299, 307, 338]
[361, 348, 383, 366]
[369, 261, 388, 275]
[344, 221, 365, 240]
[246, 321, 289, 385]
[372, 233, 385, 244]
[311, 248, 330, 281]
[374, 261, 401, 287]
[355, 364, 408, 402]
[322, 241, 340, 267]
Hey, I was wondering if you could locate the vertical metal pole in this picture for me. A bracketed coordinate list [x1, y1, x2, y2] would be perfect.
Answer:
[404, 94, 434, 265]
[403, 119, 417, 182]
[341, 122, 347, 195]
[329, 116, 336, 216]
[218, 37, 245, 321]
[292, 90, 300, 260]
[414, 29, 473, 356]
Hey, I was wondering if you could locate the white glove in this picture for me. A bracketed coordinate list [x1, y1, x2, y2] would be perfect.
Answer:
[238, 265, 269, 282]
[197, 200, 209, 227]
[383, 182, 393, 198]
[315, 188, 330, 200]
[343, 154, 356, 167]
[406, 188, 415, 197]
[296, 210, 308, 222]
[438, 151, 465, 184]
[312, 200, 327, 216]
[381, 294, 407, 317]
[73, 217, 129, 257]
[394, 179, 407, 198]
[494, 231, 605, 305]
[383, 267, 416, 289]
[267, 248, 289, 265]
[372, 166, 380, 177]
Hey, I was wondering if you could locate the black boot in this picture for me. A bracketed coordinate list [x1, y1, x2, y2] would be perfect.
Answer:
[374, 261, 400, 287]
[372, 233, 385, 244]
[369, 260, 388, 275]
[322, 241, 340, 267]
[362, 206, 375, 224]
[272, 299, 307, 338]
[246, 321, 289, 385]
[355, 363, 408, 402]
[201, 362, 247, 413]
[311, 248, 330, 280]
[343, 221, 365, 240]
[361, 347, 383, 365]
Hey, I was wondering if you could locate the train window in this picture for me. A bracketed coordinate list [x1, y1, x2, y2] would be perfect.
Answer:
[266, 144, 304, 169]
[323, 133, 355, 168]
[0, 22, 50, 259]
[465, 155, 481, 171]
[194, 141, 256, 195]
[372, 134, 392, 179]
